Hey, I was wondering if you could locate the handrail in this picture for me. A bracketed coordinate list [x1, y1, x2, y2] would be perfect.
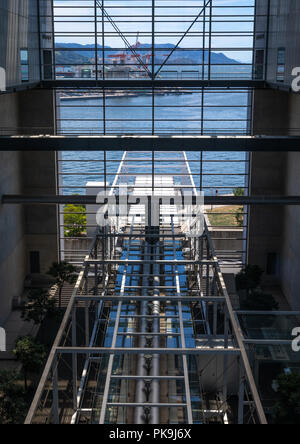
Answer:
[204, 222, 267, 424]
[24, 235, 98, 424]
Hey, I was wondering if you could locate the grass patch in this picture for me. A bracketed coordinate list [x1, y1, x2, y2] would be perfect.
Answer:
[207, 206, 244, 228]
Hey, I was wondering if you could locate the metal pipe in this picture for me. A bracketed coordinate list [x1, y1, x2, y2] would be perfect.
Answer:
[75, 295, 225, 303]
[150, 242, 161, 424]
[99, 219, 135, 424]
[56, 347, 240, 355]
[134, 243, 151, 424]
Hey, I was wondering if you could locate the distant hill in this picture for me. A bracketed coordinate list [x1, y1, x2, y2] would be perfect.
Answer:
[55, 43, 240, 66]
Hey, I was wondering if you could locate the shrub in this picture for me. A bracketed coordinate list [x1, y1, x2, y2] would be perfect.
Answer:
[64, 204, 86, 237]
[236, 265, 264, 292]
[273, 372, 300, 424]
[21, 288, 58, 326]
[0, 370, 27, 424]
[233, 187, 245, 197]
[48, 261, 77, 308]
[235, 207, 244, 227]
[13, 336, 47, 391]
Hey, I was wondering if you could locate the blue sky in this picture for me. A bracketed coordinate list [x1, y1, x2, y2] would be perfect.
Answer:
[53, 0, 255, 62]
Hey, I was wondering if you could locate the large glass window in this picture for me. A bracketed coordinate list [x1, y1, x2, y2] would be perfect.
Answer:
[46, 1, 255, 266]
[276, 48, 286, 82]
[20, 49, 29, 82]
[44, 0, 256, 81]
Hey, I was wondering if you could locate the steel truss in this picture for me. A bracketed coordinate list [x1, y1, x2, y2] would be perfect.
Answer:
[25, 151, 267, 425]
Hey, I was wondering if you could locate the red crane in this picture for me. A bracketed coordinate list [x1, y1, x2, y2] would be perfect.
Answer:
[95, 1, 151, 77]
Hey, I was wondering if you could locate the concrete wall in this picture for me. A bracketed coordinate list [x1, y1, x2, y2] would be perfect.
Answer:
[0, 88, 55, 135]
[247, 0, 300, 306]
[18, 88, 55, 134]
[0, 0, 41, 87]
[250, 88, 300, 308]
[22, 148, 58, 275]
[0, 88, 57, 324]
[282, 152, 300, 309]
[210, 229, 243, 254]
[249, 89, 288, 282]
[255, 0, 300, 88]
[22, 148, 58, 273]
[0, 151, 25, 324]
[19, 88, 57, 275]
[281, 93, 300, 309]
[0, 91, 24, 324]
[251, 89, 290, 136]
[248, 151, 286, 283]
[0, 1, 56, 323]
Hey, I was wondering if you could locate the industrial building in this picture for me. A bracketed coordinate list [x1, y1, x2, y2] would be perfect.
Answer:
[0, 0, 300, 425]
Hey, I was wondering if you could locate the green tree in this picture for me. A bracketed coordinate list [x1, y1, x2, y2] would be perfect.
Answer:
[233, 188, 244, 227]
[235, 206, 244, 227]
[48, 261, 77, 308]
[233, 187, 245, 197]
[13, 336, 47, 391]
[64, 204, 86, 237]
[0, 370, 27, 424]
[273, 372, 300, 424]
[21, 288, 58, 326]
[241, 290, 279, 311]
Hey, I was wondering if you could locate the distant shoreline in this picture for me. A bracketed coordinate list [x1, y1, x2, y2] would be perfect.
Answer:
[59, 90, 194, 100]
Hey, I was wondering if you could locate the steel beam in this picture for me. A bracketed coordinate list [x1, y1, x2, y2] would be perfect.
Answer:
[75, 295, 225, 303]
[41, 79, 265, 89]
[5, 194, 300, 205]
[107, 403, 187, 408]
[243, 339, 292, 345]
[110, 375, 185, 380]
[1, 135, 300, 152]
[236, 311, 300, 316]
[55, 347, 240, 355]
[0, 81, 41, 96]
[117, 332, 181, 336]
[84, 259, 216, 266]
